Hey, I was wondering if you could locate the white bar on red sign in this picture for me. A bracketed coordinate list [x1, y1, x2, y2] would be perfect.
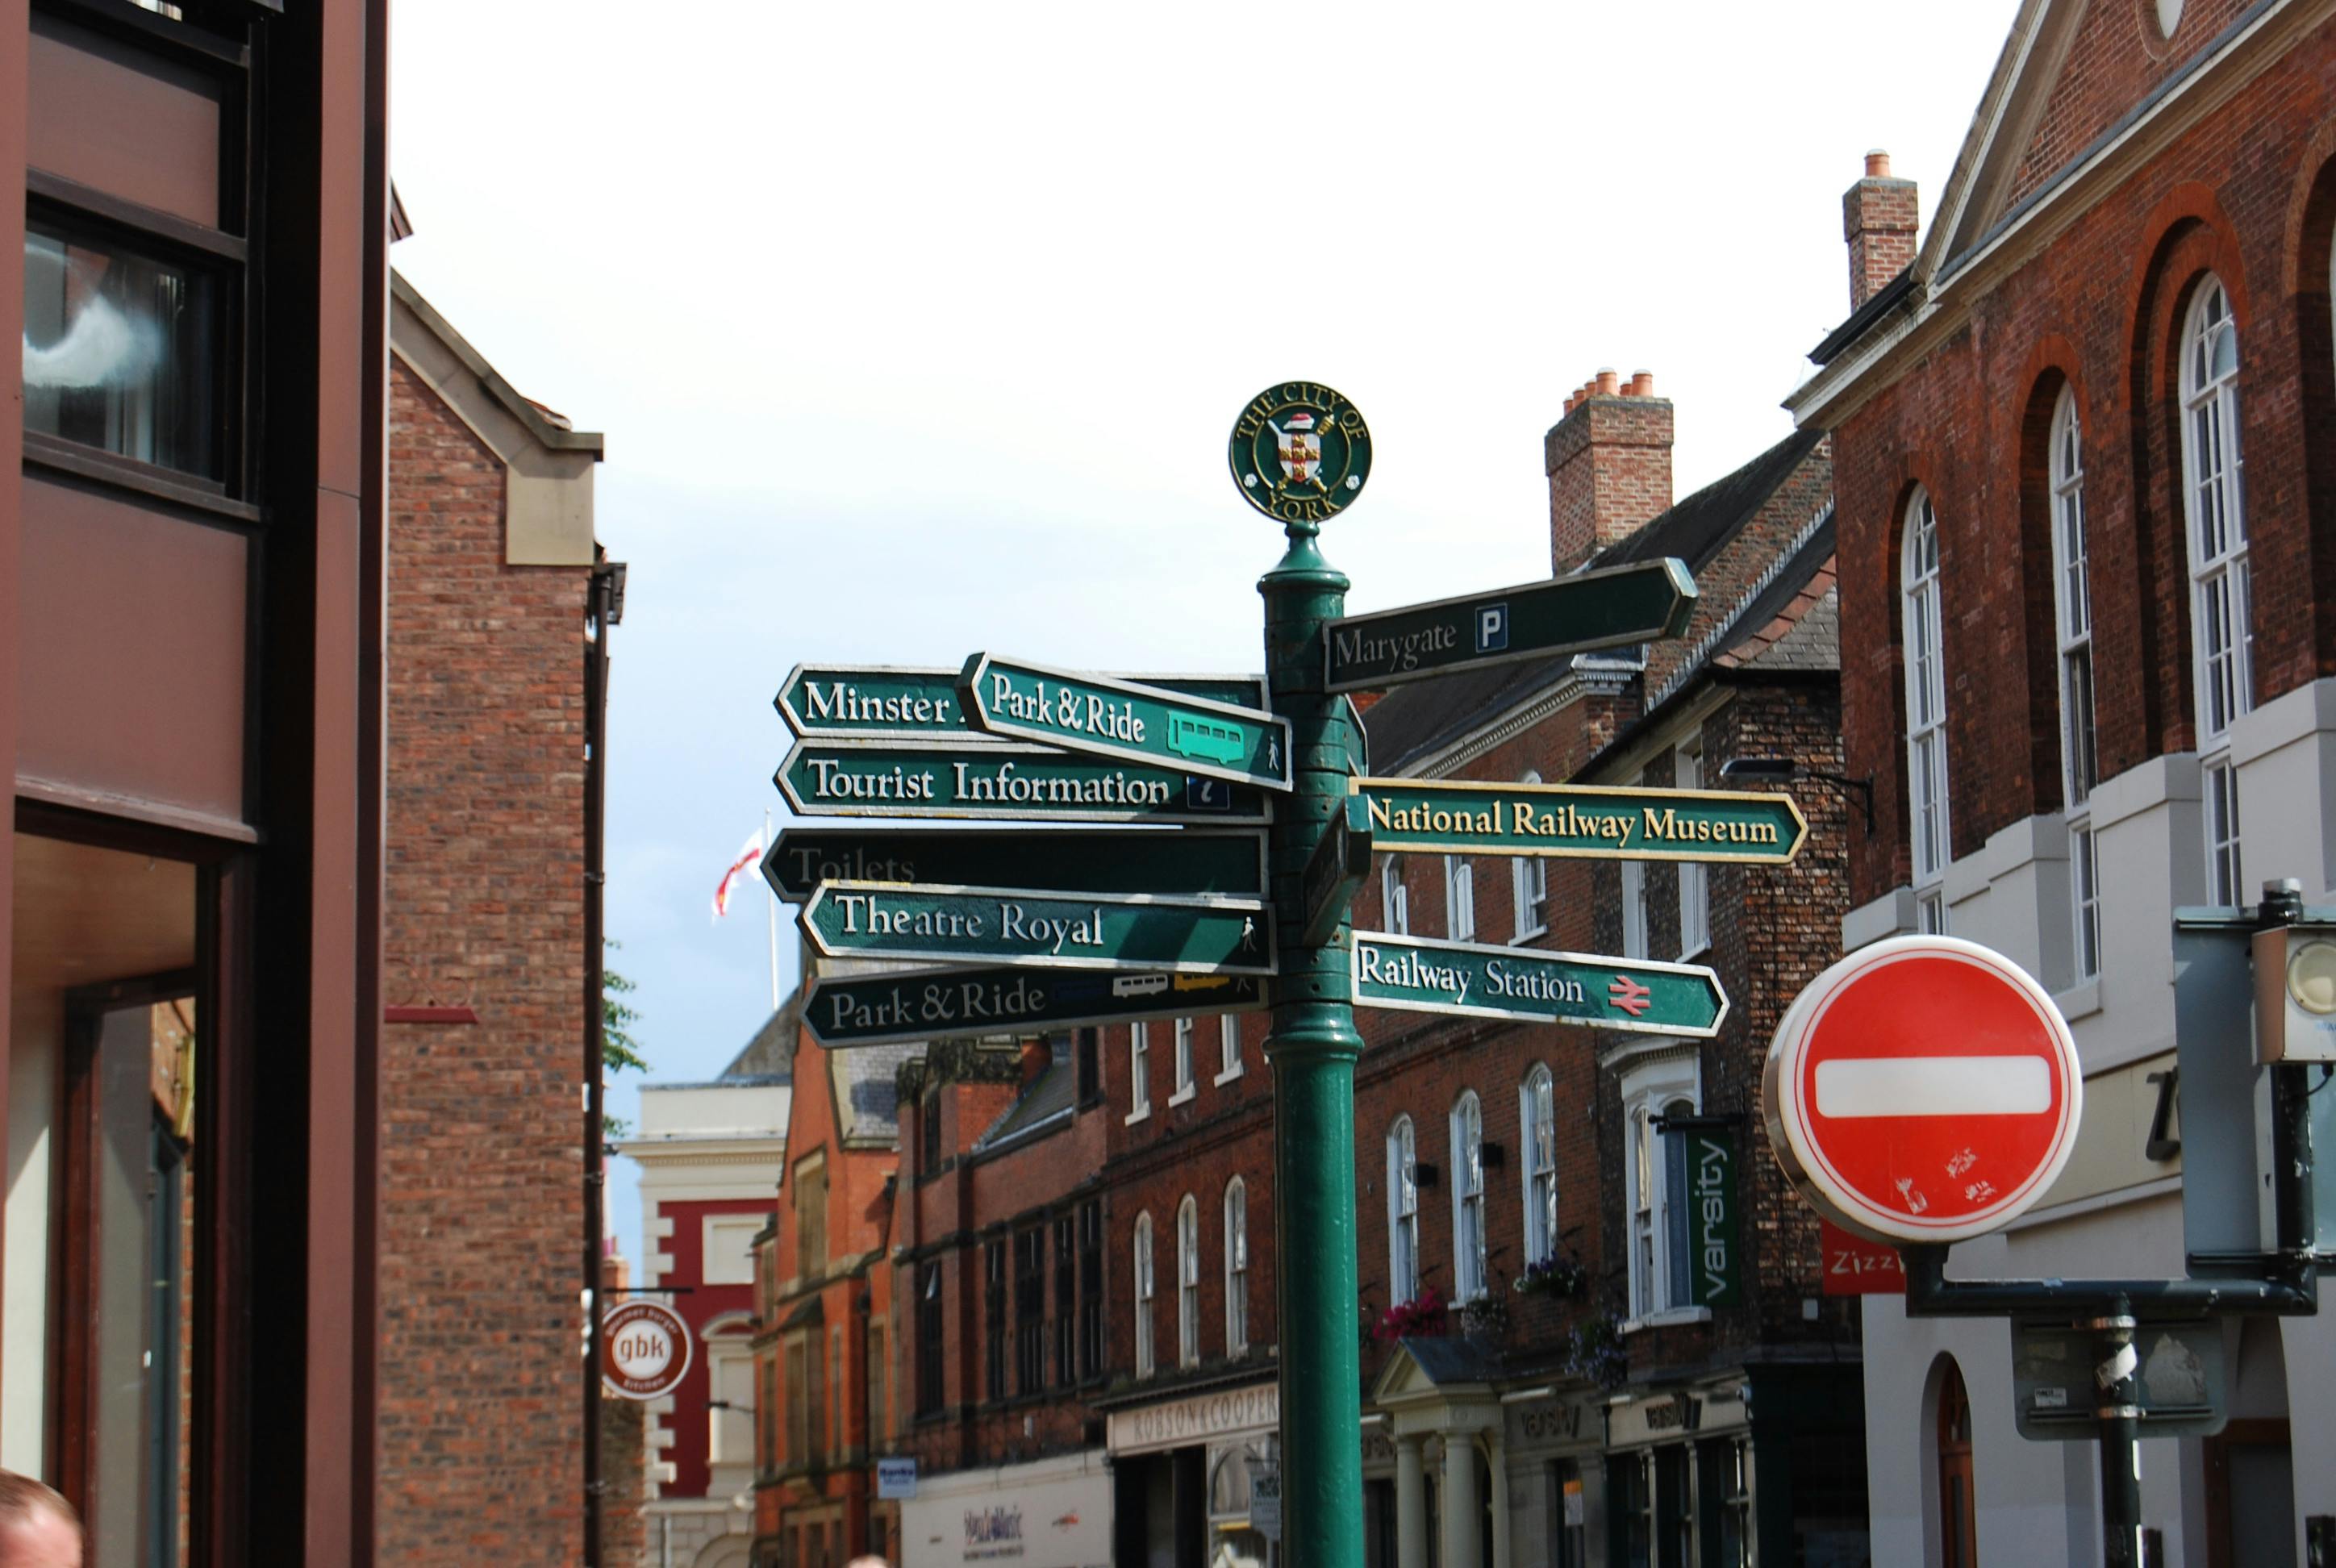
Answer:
[1812, 1055, 2051, 1119]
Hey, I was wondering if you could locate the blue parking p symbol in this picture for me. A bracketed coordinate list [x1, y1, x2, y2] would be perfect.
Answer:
[1476, 603, 1509, 653]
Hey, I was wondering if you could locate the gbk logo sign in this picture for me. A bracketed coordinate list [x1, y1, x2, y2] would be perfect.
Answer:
[1475, 603, 1509, 654]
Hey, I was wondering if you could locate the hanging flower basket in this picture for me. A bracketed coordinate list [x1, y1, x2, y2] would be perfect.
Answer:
[1512, 1255, 1590, 1301]
[1373, 1287, 1448, 1343]
[1460, 1291, 1511, 1343]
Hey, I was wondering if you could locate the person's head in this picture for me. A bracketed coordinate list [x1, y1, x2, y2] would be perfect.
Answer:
[845, 1557, 889, 1568]
[0, 1472, 78, 1568]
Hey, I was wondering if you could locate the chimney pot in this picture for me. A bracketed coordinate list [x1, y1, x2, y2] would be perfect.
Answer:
[1630, 370, 1655, 397]
[1866, 148, 1892, 178]
[1546, 365, 1674, 572]
[1844, 152, 1918, 311]
[1596, 368, 1620, 396]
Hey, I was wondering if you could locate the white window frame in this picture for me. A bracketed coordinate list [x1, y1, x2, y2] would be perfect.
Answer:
[1903, 487, 1951, 933]
[1520, 1065, 1558, 1267]
[1125, 1023, 1150, 1124]
[1444, 855, 1476, 942]
[1133, 1212, 1155, 1377]
[1621, 856, 1648, 961]
[1387, 1116, 1419, 1304]
[1621, 1053, 1704, 1325]
[1381, 854, 1409, 935]
[1224, 1178, 1249, 1357]
[2180, 275, 2251, 906]
[706, 1334, 757, 1465]
[1675, 739, 1709, 957]
[1214, 1015, 1242, 1085]
[2050, 386, 2100, 982]
[701, 1213, 761, 1287]
[1450, 1091, 1487, 1303]
[1176, 1195, 1201, 1368]
[1170, 1017, 1196, 1104]
[1512, 774, 1550, 941]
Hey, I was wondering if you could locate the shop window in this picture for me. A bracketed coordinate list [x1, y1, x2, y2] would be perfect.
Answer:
[1078, 1199, 1104, 1380]
[1015, 1227, 1046, 1395]
[1550, 1460, 1588, 1568]
[1707, 1438, 1753, 1568]
[1935, 1360, 1977, 1568]
[1445, 855, 1476, 941]
[2049, 386, 2101, 981]
[1611, 1450, 1653, 1568]
[916, 1265, 943, 1416]
[1387, 1116, 1420, 1303]
[2180, 275, 2251, 904]
[1450, 1091, 1487, 1301]
[983, 1238, 1007, 1400]
[1133, 1212, 1156, 1377]
[1224, 1178, 1249, 1357]
[1176, 1195, 1201, 1368]
[1903, 486, 1952, 931]
[1521, 1065, 1558, 1266]
[1675, 740, 1708, 956]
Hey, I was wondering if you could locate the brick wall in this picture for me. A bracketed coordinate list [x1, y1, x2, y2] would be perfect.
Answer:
[379, 359, 591, 1563]
[1546, 379, 1675, 569]
[1843, 153, 1918, 309]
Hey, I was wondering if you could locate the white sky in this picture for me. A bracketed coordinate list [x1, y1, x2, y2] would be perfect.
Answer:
[387, 0, 2023, 1260]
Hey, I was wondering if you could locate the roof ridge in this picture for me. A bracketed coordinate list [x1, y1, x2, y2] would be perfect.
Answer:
[1645, 501, 1833, 712]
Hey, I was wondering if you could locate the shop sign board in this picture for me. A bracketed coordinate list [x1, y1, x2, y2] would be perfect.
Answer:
[778, 739, 1272, 824]
[778, 663, 1263, 741]
[2013, 1320, 2225, 1441]
[962, 653, 1294, 793]
[1353, 931, 1726, 1038]
[876, 1457, 918, 1499]
[1322, 556, 1697, 691]
[1818, 1219, 1906, 1295]
[762, 826, 1269, 903]
[799, 882, 1274, 974]
[600, 1299, 692, 1402]
[1660, 1116, 1741, 1307]
[803, 963, 1267, 1049]
[1764, 935, 2083, 1245]
[1354, 777, 1805, 864]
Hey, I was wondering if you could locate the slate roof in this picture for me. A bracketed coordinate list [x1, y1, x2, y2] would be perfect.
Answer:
[1395, 1336, 1505, 1387]
[1362, 427, 1829, 774]
[832, 1041, 924, 1147]
[975, 1051, 1076, 1153]
[721, 993, 801, 1082]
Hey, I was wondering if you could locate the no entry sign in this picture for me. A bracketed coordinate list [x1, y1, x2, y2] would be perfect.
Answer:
[1764, 936, 2082, 1245]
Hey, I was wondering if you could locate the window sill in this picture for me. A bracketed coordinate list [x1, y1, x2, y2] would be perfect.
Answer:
[1511, 924, 1548, 945]
[1124, 1106, 1150, 1127]
[1168, 1086, 1196, 1108]
[1212, 1065, 1245, 1087]
[1678, 943, 1711, 964]
[2054, 978, 2103, 1023]
[24, 431, 263, 526]
[1620, 1307, 1712, 1336]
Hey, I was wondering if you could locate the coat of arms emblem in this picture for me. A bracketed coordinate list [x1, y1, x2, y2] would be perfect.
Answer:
[1228, 382, 1371, 527]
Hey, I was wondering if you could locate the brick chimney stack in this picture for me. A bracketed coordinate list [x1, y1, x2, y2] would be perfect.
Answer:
[1546, 367, 1672, 572]
[1844, 149, 1918, 310]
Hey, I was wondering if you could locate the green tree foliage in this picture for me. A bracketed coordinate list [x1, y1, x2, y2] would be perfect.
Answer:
[603, 939, 648, 1137]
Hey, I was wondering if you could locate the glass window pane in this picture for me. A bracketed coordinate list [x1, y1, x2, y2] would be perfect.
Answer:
[23, 221, 218, 477]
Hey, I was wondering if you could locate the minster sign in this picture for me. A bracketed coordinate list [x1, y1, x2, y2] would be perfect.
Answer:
[1356, 777, 1804, 864]
[778, 664, 1266, 742]
[1353, 931, 1726, 1037]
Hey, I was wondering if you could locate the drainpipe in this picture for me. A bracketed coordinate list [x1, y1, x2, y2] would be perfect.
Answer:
[584, 557, 624, 1565]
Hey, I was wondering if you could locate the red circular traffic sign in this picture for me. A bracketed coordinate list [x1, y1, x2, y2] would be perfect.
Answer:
[1764, 935, 2082, 1245]
[602, 1299, 693, 1401]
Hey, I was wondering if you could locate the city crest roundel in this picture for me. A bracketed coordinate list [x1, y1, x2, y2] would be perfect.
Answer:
[601, 1299, 694, 1401]
[1228, 382, 1372, 525]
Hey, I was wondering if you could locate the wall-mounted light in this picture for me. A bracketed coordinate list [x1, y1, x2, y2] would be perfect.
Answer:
[1719, 756, 1874, 837]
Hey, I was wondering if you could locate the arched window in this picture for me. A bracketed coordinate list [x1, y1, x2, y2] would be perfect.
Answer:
[1224, 1178, 1249, 1357]
[1176, 1195, 1200, 1368]
[2050, 386, 2100, 981]
[1520, 1065, 1558, 1266]
[1387, 1117, 1419, 1303]
[1512, 771, 1550, 939]
[2180, 274, 2251, 904]
[1935, 1359, 1978, 1568]
[1450, 1091, 1487, 1301]
[1622, 1055, 1700, 1320]
[1444, 855, 1476, 942]
[1133, 1212, 1154, 1377]
[1902, 487, 1951, 932]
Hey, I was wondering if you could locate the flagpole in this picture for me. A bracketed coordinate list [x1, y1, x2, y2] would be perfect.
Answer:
[764, 805, 781, 1011]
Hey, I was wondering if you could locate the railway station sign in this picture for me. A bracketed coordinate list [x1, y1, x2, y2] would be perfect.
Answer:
[778, 664, 1264, 742]
[778, 740, 1272, 824]
[799, 881, 1275, 974]
[804, 962, 1267, 1048]
[1356, 777, 1805, 864]
[602, 1299, 692, 1401]
[1352, 931, 1726, 1037]
[1324, 557, 1698, 692]
[764, 826, 1268, 903]
[962, 654, 1294, 793]
[1763, 935, 2082, 1245]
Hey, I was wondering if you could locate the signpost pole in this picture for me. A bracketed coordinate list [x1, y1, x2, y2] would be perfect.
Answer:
[1260, 504, 1366, 1568]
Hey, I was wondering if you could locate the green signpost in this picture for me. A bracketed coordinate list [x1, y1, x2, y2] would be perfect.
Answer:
[1322, 556, 1696, 691]
[762, 827, 1268, 903]
[802, 962, 1268, 1048]
[1351, 930, 1727, 1037]
[797, 880, 1275, 974]
[1357, 775, 1806, 863]
[962, 653, 1294, 792]
[1298, 794, 1374, 948]
[778, 663, 1265, 742]
[777, 739, 1272, 824]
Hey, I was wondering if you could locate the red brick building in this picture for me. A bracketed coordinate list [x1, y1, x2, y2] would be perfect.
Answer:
[1787, 2, 2336, 1561]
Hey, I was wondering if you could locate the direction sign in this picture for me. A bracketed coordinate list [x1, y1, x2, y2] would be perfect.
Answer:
[1356, 777, 1805, 864]
[778, 740, 1272, 824]
[804, 962, 1268, 1048]
[1323, 557, 1697, 692]
[778, 665, 1266, 742]
[799, 881, 1275, 974]
[1763, 935, 2083, 1245]
[1352, 931, 1726, 1037]
[763, 827, 1268, 903]
[1298, 794, 1374, 947]
[962, 654, 1295, 793]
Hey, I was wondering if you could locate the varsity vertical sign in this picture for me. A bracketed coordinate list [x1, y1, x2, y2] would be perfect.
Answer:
[1665, 1116, 1741, 1307]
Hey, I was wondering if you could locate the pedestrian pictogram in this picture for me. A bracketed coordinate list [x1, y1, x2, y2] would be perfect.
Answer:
[1762, 934, 2083, 1245]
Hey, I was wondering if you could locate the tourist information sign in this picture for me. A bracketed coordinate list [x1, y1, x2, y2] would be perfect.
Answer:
[778, 740, 1272, 824]
[1764, 934, 2083, 1245]
[1299, 794, 1374, 947]
[799, 881, 1275, 974]
[778, 664, 1265, 742]
[1356, 776, 1805, 864]
[803, 962, 1268, 1048]
[1323, 557, 1697, 692]
[1352, 930, 1726, 1038]
[962, 653, 1295, 793]
[762, 827, 1268, 903]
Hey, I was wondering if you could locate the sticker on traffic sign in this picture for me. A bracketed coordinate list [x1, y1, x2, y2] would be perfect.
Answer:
[1353, 931, 1726, 1037]
[1324, 557, 1697, 692]
[778, 665, 1265, 742]
[804, 962, 1268, 1049]
[763, 827, 1268, 903]
[799, 881, 1275, 974]
[1763, 935, 2082, 1245]
[1356, 777, 1805, 865]
[961, 654, 1294, 793]
[602, 1299, 692, 1401]
[777, 740, 1272, 824]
